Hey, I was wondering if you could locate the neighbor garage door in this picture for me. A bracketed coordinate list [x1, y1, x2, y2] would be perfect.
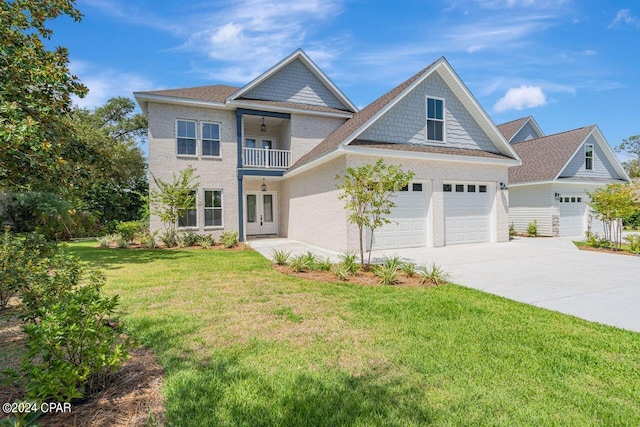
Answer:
[371, 182, 428, 250]
[559, 196, 585, 236]
[444, 183, 491, 245]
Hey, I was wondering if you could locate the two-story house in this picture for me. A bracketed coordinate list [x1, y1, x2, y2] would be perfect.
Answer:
[497, 116, 630, 237]
[135, 49, 521, 252]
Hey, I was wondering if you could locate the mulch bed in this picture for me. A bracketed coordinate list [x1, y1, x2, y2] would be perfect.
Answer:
[105, 242, 252, 251]
[574, 244, 640, 257]
[0, 299, 166, 427]
[272, 264, 435, 287]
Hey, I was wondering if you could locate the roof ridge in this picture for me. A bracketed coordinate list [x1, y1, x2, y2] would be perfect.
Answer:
[497, 116, 530, 127]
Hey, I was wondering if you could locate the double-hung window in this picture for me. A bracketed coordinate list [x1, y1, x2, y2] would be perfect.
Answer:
[204, 190, 223, 227]
[202, 123, 221, 157]
[177, 120, 197, 155]
[426, 97, 444, 142]
[178, 190, 197, 228]
[585, 144, 594, 170]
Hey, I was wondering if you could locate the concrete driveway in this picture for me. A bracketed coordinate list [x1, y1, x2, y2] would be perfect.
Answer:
[252, 236, 640, 333]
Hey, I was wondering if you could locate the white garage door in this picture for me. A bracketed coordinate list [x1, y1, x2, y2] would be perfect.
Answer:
[444, 183, 491, 245]
[559, 196, 585, 237]
[370, 182, 428, 250]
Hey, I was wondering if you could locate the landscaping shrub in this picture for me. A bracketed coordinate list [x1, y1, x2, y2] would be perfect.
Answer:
[509, 223, 516, 239]
[177, 231, 200, 248]
[115, 221, 144, 243]
[288, 254, 310, 273]
[115, 237, 129, 248]
[401, 261, 416, 277]
[302, 251, 319, 270]
[332, 263, 351, 281]
[417, 263, 451, 286]
[160, 230, 178, 248]
[339, 251, 359, 274]
[0, 228, 29, 308]
[139, 231, 158, 249]
[373, 264, 399, 286]
[272, 249, 292, 266]
[584, 231, 611, 249]
[315, 257, 333, 272]
[623, 210, 640, 230]
[526, 220, 538, 237]
[381, 254, 403, 270]
[623, 234, 640, 253]
[22, 271, 131, 402]
[199, 234, 215, 249]
[220, 231, 239, 248]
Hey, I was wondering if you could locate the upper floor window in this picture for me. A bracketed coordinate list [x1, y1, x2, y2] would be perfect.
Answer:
[202, 123, 221, 157]
[177, 120, 196, 155]
[426, 97, 444, 142]
[585, 144, 594, 170]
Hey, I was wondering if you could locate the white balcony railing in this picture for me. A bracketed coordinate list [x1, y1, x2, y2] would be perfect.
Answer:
[242, 147, 291, 169]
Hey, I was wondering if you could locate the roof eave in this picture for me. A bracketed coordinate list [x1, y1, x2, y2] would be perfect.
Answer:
[133, 93, 228, 109]
[228, 100, 354, 119]
[343, 145, 521, 166]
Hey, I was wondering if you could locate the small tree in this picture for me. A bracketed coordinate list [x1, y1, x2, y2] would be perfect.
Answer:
[616, 135, 640, 178]
[337, 159, 414, 269]
[149, 167, 199, 236]
[587, 183, 638, 248]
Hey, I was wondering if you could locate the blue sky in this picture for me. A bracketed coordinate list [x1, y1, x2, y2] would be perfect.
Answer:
[49, 0, 640, 161]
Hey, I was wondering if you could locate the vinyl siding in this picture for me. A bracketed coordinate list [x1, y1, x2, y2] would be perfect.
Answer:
[358, 71, 500, 153]
[559, 135, 622, 180]
[511, 122, 542, 143]
[244, 59, 348, 110]
[509, 184, 554, 236]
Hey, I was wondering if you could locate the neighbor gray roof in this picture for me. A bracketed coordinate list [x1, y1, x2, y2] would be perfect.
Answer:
[138, 85, 240, 103]
[509, 126, 595, 183]
[497, 117, 530, 142]
[288, 60, 441, 171]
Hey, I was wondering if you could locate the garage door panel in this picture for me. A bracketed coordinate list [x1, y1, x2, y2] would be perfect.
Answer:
[371, 185, 428, 250]
[444, 183, 491, 245]
[559, 198, 585, 237]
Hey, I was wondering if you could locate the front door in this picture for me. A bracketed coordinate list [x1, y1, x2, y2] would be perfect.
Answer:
[245, 192, 277, 235]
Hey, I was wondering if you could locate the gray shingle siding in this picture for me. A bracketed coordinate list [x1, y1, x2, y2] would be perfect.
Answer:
[358, 72, 499, 153]
[559, 135, 621, 179]
[243, 59, 347, 110]
[511, 122, 541, 143]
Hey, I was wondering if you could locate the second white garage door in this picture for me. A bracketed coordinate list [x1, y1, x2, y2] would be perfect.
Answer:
[444, 183, 491, 245]
[370, 182, 428, 250]
[559, 196, 585, 236]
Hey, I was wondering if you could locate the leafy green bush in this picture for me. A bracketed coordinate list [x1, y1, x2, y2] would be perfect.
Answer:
[373, 264, 399, 286]
[526, 220, 538, 237]
[177, 231, 200, 248]
[339, 251, 359, 274]
[0, 228, 29, 308]
[22, 271, 131, 402]
[381, 254, 403, 270]
[115, 221, 144, 243]
[97, 234, 114, 248]
[584, 231, 610, 249]
[288, 255, 310, 273]
[417, 263, 451, 286]
[623, 210, 640, 230]
[199, 234, 215, 249]
[138, 231, 158, 249]
[220, 231, 239, 248]
[315, 257, 333, 272]
[509, 223, 516, 238]
[302, 251, 319, 270]
[115, 237, 128, 248]
[623, 234, 640, 253]
[332, 263, 351, 281]
[272, 249, 292, 266]
[160, 230, 178, 248]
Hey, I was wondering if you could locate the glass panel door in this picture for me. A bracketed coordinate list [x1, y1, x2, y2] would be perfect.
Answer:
[263, 194, 273, 222]
[246, 195, 257, 223]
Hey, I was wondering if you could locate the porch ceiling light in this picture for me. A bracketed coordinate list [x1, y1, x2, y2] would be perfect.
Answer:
[261, 118, 267, 133]
[261, 178, 267, 192]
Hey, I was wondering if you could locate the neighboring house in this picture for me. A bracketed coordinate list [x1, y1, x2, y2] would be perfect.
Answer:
[135, 49, 521, 252]
[497, 117, 631, 237]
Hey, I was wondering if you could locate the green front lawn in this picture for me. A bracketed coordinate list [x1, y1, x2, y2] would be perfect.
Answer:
[69, 241, 640, 426]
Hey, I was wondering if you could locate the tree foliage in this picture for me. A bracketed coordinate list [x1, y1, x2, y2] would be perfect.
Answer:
[616, 135, 640, 178]
[149, 167, 199, 237]
[336, 159, 414, 269]
[587, 183, 639, 248]
[0, 0, 87, 190]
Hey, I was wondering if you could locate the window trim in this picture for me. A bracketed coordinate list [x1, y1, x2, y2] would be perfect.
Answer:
[177, 190, 198, 229]
[203, 188, 224, 229]
[585, 143, 594, 171]
[176, 119, 198, 157]
[425, 96, 446, 144]
[201, 122, 222, 158]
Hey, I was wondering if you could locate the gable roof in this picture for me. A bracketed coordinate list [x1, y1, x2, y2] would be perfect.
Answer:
[137, 85, 239, 103]
[497, 116, 544, 143]
[288, 57, 519, 173]
[229, 49, 357, 113]
[508, 126, 592, 183]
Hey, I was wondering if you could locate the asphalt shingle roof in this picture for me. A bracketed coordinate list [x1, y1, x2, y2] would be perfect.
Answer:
[137, 85, 240, 103]
[497, 117, 530, 142]
[508, 126, 595, 183]
[349, 140, 512, 160]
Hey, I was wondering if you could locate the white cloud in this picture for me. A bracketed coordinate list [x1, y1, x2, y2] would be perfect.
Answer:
[493, 85, 547, 112]
[70, 60, 153, 108]
[609, 9, 639, 28]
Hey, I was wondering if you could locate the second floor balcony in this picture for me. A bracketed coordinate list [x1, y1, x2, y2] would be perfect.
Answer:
[242, 147, 291, 169]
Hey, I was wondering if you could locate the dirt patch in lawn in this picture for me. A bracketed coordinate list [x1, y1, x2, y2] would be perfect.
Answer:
[0, 298, 166, 427]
